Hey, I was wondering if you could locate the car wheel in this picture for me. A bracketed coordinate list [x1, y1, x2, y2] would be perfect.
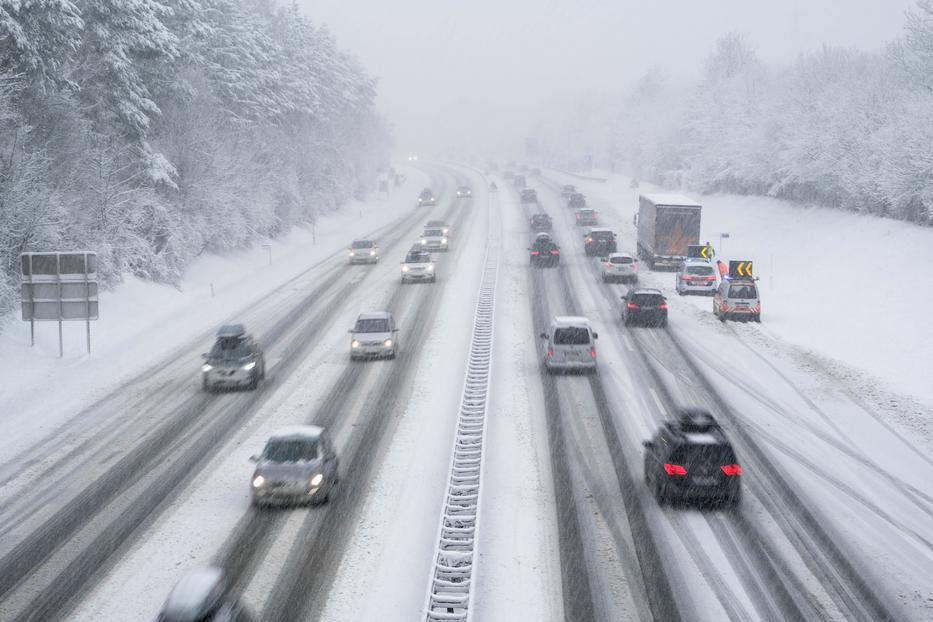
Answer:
[718, 311, 726, 322]
[431, 276, 437, 283]
[202, 377, 212, 393]
[248, 372, 259, 391]
[660, 319, 668, 328]
[754, 314, 761, 323]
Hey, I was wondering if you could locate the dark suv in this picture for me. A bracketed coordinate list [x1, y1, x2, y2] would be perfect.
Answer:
[643, 410, 742, 507]
[520, 188, 538, 204]
[583, 228, 617, 256]
[529, 234, 560, 267]
[621, 288, 668, 327]
[201, 325, 265, 392]
[530, 213, 552, 232]
[568, 192, 586, 208]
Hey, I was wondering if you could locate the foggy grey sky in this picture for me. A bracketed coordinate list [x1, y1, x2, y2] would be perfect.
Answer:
[298, 0, 916, 155]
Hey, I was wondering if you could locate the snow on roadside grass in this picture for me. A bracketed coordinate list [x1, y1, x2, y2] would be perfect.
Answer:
[0, 168, 429, 459]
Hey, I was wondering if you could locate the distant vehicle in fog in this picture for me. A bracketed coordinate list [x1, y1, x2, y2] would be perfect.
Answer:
[513, 174, 527, 189]
[401, 250, 436, 283]
[158, 567, 253, 622]
[567, 192, 586, 209]
[634, 193, 702, 270]
[348, 239, 379, 264]
[421, 227, 449, 252]
[201, 325, 265, 392]
[574, 207, 598, 226]
[425, 220, 450, 235]
[530, 213, 552, 232]
[643, 410, 741, 507]
[561, 184, 576, 199]
[621, 288, 668, 327]
[520, 188, 538, 204]
[456, 186, 472, 198]
[540, 316, 598, 374]
[529, 233, 560, 267]
[418, 188, 437, 206]
[250, 426, 339, 507]
[583, 228, 617, 256]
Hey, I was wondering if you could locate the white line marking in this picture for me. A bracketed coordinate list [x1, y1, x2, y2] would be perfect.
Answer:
[649, 387, 668, 416]
[622, 334, 635, 353]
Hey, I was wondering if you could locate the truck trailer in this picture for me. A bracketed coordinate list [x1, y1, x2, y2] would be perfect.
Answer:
[635, 193, 702, 270]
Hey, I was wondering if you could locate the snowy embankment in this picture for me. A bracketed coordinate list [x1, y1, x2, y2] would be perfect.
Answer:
[563, 170, 933, 417]
[0, 168, 429, 459]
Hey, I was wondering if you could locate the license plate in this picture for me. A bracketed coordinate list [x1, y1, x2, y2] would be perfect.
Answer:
[693, 476, 717, 486]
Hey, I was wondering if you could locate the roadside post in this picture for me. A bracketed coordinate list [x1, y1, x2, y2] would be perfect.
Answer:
[719, 232, 730, 255]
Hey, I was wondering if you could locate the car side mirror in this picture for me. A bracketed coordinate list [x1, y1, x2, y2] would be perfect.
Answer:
[599, 257, 608, 262]
[642, 440, 653, 449]
[201, 353, 208, 359]
[633, 214, 639, 226]
[249, 454, 260, 463]
[393, 328, 399, 332]
[539, 332, 548, 339]
[593, 333, 599, 339]
[347, 329, 354, 334]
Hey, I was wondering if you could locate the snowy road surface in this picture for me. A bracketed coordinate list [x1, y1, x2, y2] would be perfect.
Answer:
[0, 162, 931, 621]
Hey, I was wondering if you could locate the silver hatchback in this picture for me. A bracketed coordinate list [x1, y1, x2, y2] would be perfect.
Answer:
[349, 311, 399, 359]
[540, 316, 599, 374]
[676, 259, 717, 295]
[250, 426, 339, 507]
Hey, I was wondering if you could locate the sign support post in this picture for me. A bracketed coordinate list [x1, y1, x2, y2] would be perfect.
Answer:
[57, 254, 63, 358]
[85, 257, 91, 354]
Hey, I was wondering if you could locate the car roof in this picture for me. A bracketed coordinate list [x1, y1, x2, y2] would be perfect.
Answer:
[576, 207, 595, 212]
[216, 324, 246, 338]
[587, 227, 612, 233]
[631, 288, 663, 295]
[351, 239, 375, 244]
[426, 220, 446, 225]
[161, 567, 224, 620]
[269, 425, 324, 441]
[608, 252, 634, 259]
[356, 311, 392, 320]
[553, 316, 592, 327]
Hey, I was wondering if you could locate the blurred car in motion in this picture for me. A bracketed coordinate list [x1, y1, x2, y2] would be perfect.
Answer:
[530, 212, 552, 232]
[713, 277, 761, 322]
[583, 228, 617, 256]
[574, 207, 598, 226]
[401, 249, 436, 283]
[407, 155, 419, 162]
[676, 259, 717, 295]
[250, 426, 339, 506]
[540, 316, 598, 374]
[568, 192, 586, 209]
[201, 325, 265, 392]
[456, 186, 472, 199]
[621, 288, 668, 327]
[425, 219, 450, 235]
[158, 567, 253, 622]
[349, 311, 398, 360]
[347, 239, 379, 264]
[513, 174, 527, 189]
[418, 188, 437, 206]
[643, 410, 741, 507]
[600, 252, 638, 283]
[520, 188, 538, 204]
[529, 233, 560, 267]
[561, 184, 576, 199]
[421, 226, 449, 251]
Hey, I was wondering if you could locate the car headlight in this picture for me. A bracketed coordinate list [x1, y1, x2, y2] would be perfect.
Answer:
[384, 339, 393, 347]
[421, 239, 426, 245]
[369, 250, 376, 256]
[351, 339, 360, 348]
[310, 473, 324, 487]
[242, 361, 256, 371]
[349, 251, 355, 256]
[441, 238, 447, 244]
[426, 265, 434, 271]
[402, 265, 410, 272]
[252, 475, 266, 488]
[443, 229, 449, 234]
[201, 364, 213, 372]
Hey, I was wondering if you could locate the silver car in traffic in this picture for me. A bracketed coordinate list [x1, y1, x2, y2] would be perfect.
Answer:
[421, 227, 449, 252]
[348, 239, 379, 264]
[540, 316, 599, 374]
[349, 311, 398, 359]
[250, 426, 338, 507]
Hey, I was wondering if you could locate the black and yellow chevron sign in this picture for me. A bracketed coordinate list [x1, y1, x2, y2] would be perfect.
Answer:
[729, 260, 754, 277]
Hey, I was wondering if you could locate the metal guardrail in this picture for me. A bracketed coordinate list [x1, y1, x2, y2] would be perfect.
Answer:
[423, 187, 500, 622]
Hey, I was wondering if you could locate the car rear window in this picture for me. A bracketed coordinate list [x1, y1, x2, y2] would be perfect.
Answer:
[610, 256, 633, 264]
[632, 294, 665, 306]
[263, 439, 320, 462]
[553, 326, 591, 345]
[351, 240, 373, 249]
[728, 284, 758, 299]
[406, 252, 430, 262]
[686, 265, 714, 275]
[354, 318, 389, 332]
[671, 443, 735, 467]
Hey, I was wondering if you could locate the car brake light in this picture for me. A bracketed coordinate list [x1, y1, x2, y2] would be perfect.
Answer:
[658, 303, 668, 310]
[721, 464, 742, 476]
[627, 303, 638, 310]
[531, 251, 539, 256]
[590, 349, 596, 359]
[547, 349, 554, 359]
[755, 304, 761, 312]
[664, 463, 687, 475]
[551, 250, 559, 255]
[706, 275, 716, 281]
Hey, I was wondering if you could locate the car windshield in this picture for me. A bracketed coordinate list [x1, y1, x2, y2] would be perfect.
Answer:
[263, 438, 320, 462]
[354, 318, 389, 332]
[427, 221, 444, 227]
[406, 252, 430, 263]
[611, 256, 633, 264]
[553, 326, 591, 345]
[728, 284, 758, 299]
[632, 294, 665, 306]
[351, 240, 373, 249]
[208, 337, 251, 360]
[424, 229, 443, 237]
[687, 265, 714, 275]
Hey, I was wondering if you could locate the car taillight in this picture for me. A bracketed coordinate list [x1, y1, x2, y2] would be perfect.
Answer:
[721, 303, 729, 311]
[721, 464, 742, 476]
[706, 276, 716, 281]
[681, 275, 691, 281]
[755, 304, 761, 312]
[551, 250, 559, 255]
[664, 463, 687, 475]
[590, 349, 596, 359]
[627, 303, 638, 310]
[547, 349, 554, 359]
[531, 251, 539, 256]
[658, 303, 668, 310]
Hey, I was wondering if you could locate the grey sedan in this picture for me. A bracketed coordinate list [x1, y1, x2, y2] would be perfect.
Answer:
[250, 426, 339, 506]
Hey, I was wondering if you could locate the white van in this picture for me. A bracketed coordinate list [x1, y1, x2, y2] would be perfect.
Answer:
[540, 316, 598, 374]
